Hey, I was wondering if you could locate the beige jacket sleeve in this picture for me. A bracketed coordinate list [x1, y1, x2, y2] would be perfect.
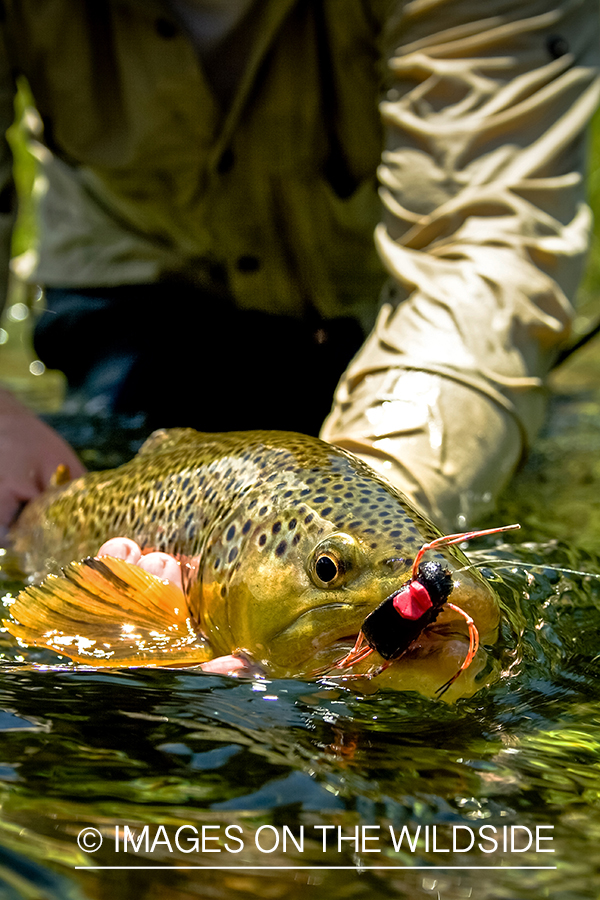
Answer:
[322, 0, 600, 531]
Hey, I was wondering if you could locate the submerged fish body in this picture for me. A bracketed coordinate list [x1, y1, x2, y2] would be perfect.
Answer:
[9, 429, 500, 695]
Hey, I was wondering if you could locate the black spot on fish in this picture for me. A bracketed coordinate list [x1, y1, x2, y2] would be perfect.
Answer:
[221, 585, 227, 597]
[242, 520, 252, 534]
[272, 522, 281, 534]
[348, 521, 362, 529]
[288, 519, 297, 530]
[305, 514, 314, 524]
[214, 558, 220, 570]
[248, 499, 257, 510]
[259, 534, 267, 546]
[283, 490, 293, 498]
[226, 525, 236, 541]
[321, 507, 333, 517]
[389, 530, 401, 538]
[275, 541, 287, 557]
[228, 547, 238, 563]
[259, 506, 268, 516]
[292, 533, 301, 546]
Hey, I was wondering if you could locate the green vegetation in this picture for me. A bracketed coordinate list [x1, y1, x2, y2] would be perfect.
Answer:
[7, 80, 37, 260]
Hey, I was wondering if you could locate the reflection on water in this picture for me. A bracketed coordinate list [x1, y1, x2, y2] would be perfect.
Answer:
[0, 539, 600, 900]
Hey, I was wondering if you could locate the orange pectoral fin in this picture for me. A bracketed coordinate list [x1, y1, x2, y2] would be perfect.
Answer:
[3, 557, 213, 667]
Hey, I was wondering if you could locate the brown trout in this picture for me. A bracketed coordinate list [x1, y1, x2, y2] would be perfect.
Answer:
[5, 429, 502, 698]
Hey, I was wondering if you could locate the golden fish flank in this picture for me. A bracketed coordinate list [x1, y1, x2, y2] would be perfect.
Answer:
[8, 429, 501, 695]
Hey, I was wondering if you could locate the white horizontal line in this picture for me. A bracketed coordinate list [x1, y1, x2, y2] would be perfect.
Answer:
[75, 866, 557, 871]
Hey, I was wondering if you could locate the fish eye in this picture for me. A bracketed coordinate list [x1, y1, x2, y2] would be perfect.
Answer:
[308, 533, 365, 589]
[315, 554, 340, 584]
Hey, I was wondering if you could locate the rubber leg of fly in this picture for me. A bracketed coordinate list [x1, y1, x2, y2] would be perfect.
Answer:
[362, 659, 394, 679]
[328, 656, 395, 682]
[435, 602, 480, 697]
[311, 633, 374, 677]
[335, 632, 374, 669]
[339, 645, 374, 669]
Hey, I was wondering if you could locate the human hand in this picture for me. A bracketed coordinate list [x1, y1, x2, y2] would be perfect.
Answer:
[96, 537, 253, 675]
[0, 387, 86, 533]
[97, 537, 184, 589]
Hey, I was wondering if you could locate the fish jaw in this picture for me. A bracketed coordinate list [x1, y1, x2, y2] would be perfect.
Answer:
[326, 636, 500, 702]
[315, 566, 501, 699]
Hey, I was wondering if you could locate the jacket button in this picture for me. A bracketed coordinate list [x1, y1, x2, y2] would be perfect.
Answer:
[155, 18, 179, 39]
[546, 34, 569, 59]
[217, 148, 235, 174]
[236, 255, 260, 273]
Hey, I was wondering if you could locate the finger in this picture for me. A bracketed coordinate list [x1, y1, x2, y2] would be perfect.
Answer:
[97, 537, 142, 564]
[138, 551, 183, 589]
[200, 655, 253, 675]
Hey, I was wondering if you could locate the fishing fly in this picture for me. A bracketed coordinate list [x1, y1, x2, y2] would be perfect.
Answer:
[324, 523, 520, 695]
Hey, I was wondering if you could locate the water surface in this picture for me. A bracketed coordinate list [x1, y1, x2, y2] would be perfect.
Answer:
[0, 349, 599, 900]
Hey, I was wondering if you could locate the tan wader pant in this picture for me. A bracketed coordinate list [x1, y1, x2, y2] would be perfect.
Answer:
[322, 0, 600, 530]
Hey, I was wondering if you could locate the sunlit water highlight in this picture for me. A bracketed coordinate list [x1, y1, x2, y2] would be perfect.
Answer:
[0, 532, 599, 900]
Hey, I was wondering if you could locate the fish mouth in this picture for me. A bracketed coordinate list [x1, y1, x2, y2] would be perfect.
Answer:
[315, 617, 499, 701]
[316, 620, 474, 681]
[263, 600, 370, 673]
[267, 601, 356, 642]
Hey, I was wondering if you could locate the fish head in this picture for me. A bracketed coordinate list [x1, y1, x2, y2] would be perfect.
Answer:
[193, 441, 501, 697]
